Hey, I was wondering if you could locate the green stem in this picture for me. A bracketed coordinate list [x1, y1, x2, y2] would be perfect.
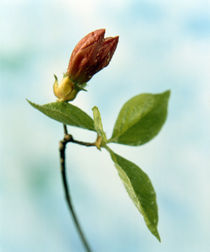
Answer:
[59, 124, 93, 252]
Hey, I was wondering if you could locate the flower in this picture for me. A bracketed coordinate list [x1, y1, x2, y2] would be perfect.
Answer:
[67, 29, 119, 84]
[53, 29, 119, 102]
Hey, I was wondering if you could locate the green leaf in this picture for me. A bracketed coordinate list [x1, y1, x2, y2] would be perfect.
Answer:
[109, 90, 170, 146]
[92, 106, 107, 142]
[107, 147, 160, 241]
[27, 100, 95, 131]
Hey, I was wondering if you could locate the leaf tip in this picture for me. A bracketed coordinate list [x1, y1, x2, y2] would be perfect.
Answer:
[156, 232, 161, 242]
[164, 89, 171, 99]
[26, 99, 34, 107]
[151, 226, 161, 242]
[92, 106, 98, 112]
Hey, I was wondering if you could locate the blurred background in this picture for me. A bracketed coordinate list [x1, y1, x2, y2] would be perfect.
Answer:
[1, 0, 210, 251]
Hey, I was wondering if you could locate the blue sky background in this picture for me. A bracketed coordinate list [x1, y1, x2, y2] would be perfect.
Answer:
[1, 0, 210, 251]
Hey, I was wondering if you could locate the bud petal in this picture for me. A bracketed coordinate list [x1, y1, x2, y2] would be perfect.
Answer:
[85, 36, 119, 78]
[66, 29, 119, 84]
[69, 29, 105, 66]
[67, 29, 105, 83]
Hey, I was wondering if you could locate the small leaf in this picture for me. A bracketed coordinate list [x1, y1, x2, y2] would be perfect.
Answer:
[92, 106, 107, 142]
[106, 147, 160, 241]
[109, 90, 170, 146]
[27, 100, 95, 131]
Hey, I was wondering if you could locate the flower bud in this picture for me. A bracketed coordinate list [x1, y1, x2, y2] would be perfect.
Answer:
[67, 29, 119, 84]
[53, 29, 119, 102]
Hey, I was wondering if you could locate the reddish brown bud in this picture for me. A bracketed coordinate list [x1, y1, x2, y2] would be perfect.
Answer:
[67, 29, 119, 84]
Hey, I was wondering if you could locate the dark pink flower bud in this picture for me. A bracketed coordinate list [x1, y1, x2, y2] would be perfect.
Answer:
[67, 29, 119, 84]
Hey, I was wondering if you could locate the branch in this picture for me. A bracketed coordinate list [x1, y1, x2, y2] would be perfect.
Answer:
[59, 124, 93, 252]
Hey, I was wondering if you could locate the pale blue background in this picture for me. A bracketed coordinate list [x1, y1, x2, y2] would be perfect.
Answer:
[1, 0, 210, 251]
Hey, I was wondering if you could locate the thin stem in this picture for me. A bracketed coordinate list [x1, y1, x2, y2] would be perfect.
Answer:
[70, 138, 96, 147]
[63, 124, 68, 135]
[59, 124, 93, 252]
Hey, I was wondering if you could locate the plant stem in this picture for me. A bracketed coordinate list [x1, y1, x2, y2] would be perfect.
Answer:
[59, 124, 93, 252]
[63, 124, 68, 135]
